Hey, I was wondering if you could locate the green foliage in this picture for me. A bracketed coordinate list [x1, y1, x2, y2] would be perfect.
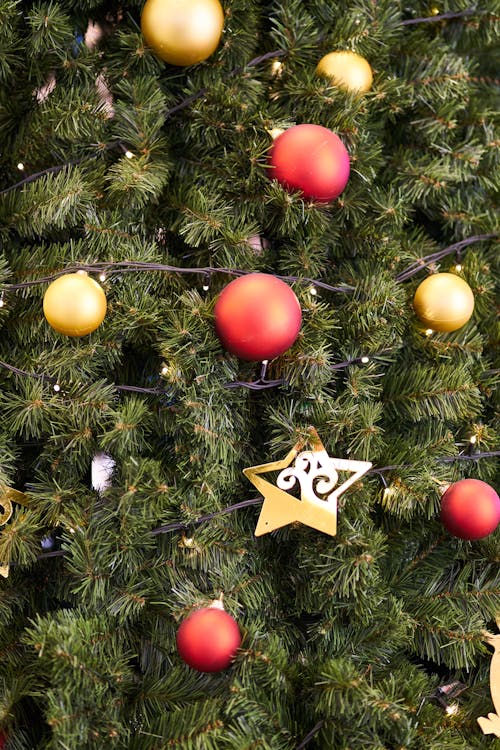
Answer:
[0, 0, 498, 747]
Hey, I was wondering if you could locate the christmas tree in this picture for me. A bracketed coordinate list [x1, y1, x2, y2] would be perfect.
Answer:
[0, 0, 499, 747]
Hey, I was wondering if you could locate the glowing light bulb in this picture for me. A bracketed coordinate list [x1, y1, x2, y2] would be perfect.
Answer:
[425, 328, 434, 336]
[160, 366, 169, 376]
[53, 383, 61, 392]
[125, 150, 134, 159]
[309, 286, 317, 296]
[445, 703, 459, 715]
[99, 273, 106, 282]
[360, 356, 369, 364]
[455, 264, 462, 272]
[469, 435, 477, 444]
[202, 283, 209, 291]
[271, 60, 283, 76]
[0, 298, 4, 308]
[17, 162, 25, 171]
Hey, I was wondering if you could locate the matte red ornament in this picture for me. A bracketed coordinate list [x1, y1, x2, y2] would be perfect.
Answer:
[176, 606, 241, 672]
[440, 479, 500, 540]
[268, 124, 350, 202]
[214, 273, 302, 361]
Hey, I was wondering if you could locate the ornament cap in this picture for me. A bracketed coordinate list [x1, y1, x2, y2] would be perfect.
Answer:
[209, 596, 225, 611]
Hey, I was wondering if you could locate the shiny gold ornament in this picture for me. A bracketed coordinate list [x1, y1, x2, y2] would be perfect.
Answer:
[413, 272, 474, 332]
[316, 51, 373, 94]
[478, 618, 500, 737]
[43, 271, 107, 337]
[244, 427, 372, 537]
[141, 0, 224, 66]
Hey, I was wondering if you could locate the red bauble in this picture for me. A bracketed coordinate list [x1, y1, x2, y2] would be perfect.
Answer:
[440, 479, 500, 540]
[214, 273, 302, 361]
[176, 606, 241, 672]
[268, 124, 350, 202]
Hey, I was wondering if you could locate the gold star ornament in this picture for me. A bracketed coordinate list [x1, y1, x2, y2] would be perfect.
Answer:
[0, 487, 30, 578]
[478, 617, 500, 737]
[244, 427, 372, 537]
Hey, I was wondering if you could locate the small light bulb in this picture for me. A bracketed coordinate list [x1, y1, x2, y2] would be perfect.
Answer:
[53, 383, 61, 392]
[445, 703, 459, 715]
[271, 60, 283, 76]
[160, 366, 168, 376]
[425, 328, 434, 336]
[469, 435, 477, 444]
[455, 264, 462, 272]
[309, 286, 317, 296]
[360, 356, 369, 364]
[17, 162, 25, 171]
[0, 299, 4, 308]
[125, 150, 134, 159]
[383, 486, 393, 497]
[202, 283, 209, 291]
[99, 273, 106, 282]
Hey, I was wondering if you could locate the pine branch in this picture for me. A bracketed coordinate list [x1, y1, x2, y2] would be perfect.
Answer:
[15, 448, 499, 569]
[4, 231, 497, 292]
[401, 8, 477, 25]
[2, 261, 355, 294]
[395, 234, 498, 282]
[295, 721, 324, 749]
[0, 142, 126, 197]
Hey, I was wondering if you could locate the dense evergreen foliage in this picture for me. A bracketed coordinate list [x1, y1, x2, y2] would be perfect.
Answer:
[0, 0, 498, 747]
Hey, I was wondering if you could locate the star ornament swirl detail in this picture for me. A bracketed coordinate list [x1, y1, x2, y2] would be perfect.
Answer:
[243, 427, 372, 537]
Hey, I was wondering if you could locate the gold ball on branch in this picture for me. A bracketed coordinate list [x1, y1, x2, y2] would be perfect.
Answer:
[43, 271, 107, 337]
[316, 51, 373, 94]
[141, 0, 224, 66]
[413, 272, 474, 332]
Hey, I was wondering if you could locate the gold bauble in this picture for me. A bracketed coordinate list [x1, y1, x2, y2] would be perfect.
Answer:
[43, 271, 107, 337]
[141, 0, 224, 66]
[316, 51, 373, 94]
[413, 272, 474, 332]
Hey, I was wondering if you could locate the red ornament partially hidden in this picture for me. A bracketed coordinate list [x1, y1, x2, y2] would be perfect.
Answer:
[268, 124, 350, 202]
[441, 479, 500, 540]
[0, 730, 7, 749]
[214, 273, 302, 361]
[176, 606, 241, 672]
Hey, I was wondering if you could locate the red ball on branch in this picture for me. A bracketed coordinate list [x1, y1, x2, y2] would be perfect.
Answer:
[214, 273, 302, 361]
[176, 606, 241, 672]
[268, 124, 350, 202]
[440, 479, 500, 540]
